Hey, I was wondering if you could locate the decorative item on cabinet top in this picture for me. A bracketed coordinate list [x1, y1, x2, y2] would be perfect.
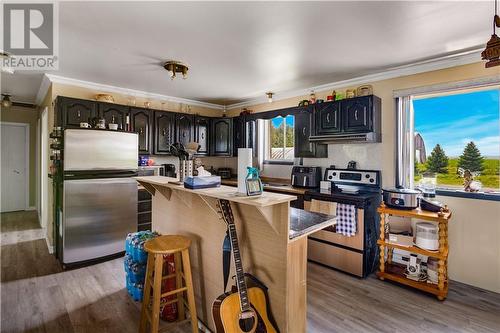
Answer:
[95, 94, 115, 103]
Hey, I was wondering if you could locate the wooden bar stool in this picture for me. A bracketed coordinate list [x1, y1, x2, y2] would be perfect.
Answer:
[139, 235, 198, 333]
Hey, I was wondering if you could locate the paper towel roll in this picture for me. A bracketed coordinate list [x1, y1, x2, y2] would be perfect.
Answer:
[237, 148, 253, 194]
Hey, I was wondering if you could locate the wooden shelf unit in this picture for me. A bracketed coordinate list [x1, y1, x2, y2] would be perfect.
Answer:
[376, 202, 452, 301]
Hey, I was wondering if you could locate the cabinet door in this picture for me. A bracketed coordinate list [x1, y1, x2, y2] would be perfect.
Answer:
[315, 101, 342, 135]
[130, 108, 152, 154]
[294, 108, 316, 157]
[154, 111, 175, 154]
[60, 97, 97, 128]
[245, 119, 257, 157]
[98, 103, 129, 131]
[211, 118, 232, 156]
[343, 96, 372, 133]
[232, 116, 244, 156]
[175, 114, 194, 147]
[195, 116, 210, 155]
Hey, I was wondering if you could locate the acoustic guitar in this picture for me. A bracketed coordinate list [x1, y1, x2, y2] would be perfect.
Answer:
[212, 199, 279, 333]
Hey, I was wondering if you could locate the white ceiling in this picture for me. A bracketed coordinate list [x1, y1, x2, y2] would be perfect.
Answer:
[1, 1, 492, 105]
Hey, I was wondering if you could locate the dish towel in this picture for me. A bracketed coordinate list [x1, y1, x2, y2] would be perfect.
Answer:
[336, 203, 357, 237]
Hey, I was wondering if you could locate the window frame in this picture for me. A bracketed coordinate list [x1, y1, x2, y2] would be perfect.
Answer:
[262, 114, 296, 165]
[396, 81, 500, 201]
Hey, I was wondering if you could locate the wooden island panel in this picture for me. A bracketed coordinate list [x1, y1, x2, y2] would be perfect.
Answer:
[138, 177, 308, 332]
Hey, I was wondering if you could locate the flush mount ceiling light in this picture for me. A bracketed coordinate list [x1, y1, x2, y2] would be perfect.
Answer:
[481, 0, 500, 68]
[163, 60, 188, 80]
[1, 94, 12, 108]
[266, 92, 274, 103]
[0, 51, 14, 74]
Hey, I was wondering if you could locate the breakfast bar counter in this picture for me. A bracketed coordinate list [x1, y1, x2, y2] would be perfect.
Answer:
[135, 176, 335, 332]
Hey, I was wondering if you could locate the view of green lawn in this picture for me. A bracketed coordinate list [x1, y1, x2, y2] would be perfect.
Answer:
[415, 158, 500, 190]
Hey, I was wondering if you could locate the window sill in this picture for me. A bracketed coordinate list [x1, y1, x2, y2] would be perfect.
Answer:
[435, 189, 500, 202]
[263, 160, 294, 166]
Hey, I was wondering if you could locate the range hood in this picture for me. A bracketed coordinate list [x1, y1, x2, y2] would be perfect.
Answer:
[309, 132, 381, 143]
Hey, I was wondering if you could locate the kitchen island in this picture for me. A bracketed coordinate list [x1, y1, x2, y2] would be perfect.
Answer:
[135, 176, 336, 332]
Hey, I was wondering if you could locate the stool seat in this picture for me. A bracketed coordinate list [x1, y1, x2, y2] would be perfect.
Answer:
[140, 234, 198, 333]
[144, 235, 191, 254]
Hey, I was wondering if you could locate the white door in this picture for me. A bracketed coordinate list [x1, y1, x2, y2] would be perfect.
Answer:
[1, 123, 28, 212]
[40, 108, 49, 228]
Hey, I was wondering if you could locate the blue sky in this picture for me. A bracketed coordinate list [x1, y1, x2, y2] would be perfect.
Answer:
[413, 89, 500, 158]
[271, 115, 294, 127]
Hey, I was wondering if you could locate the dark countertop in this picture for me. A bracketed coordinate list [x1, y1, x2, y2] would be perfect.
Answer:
[289, 207, 336, 239]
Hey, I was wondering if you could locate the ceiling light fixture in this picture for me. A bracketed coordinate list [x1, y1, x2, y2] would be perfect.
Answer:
[0, 51, 14, 74]
[163, 61, 189, 80]
[481, 0, 500, 68]
[266, 92, 274, 103]
[1, 94, 12, 108]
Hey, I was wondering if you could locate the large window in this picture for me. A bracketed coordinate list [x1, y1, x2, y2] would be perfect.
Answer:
[263, 115, 295, 163]
[410, 88, 500, 193]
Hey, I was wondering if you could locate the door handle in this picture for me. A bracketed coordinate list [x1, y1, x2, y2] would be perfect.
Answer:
[162, 129, 166, 136]
[326, 113, 330, 123]
[302, 127, 306, 136]
[201, 133, 204, 139]
[355, 110, 358, 120]
[77, 110, 81, 118]
[139, 128, 144, 135]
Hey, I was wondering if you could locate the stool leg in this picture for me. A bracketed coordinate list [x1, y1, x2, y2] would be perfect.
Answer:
[181, 249, 198, 333]
[174, 252, 185, 321]
[139, 254, 155, 333]
[151, 254, 164, 333]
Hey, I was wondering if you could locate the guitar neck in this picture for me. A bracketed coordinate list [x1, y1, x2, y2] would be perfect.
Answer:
[220, 200, 251, 312]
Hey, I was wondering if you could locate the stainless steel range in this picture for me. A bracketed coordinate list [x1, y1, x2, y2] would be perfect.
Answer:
[304, 167, 381, 277]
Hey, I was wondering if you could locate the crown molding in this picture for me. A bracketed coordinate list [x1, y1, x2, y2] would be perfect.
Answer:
[39, 74, 225, 110]
[34, 47, 484, 110]
[35, 74, 51, 105]
[227, 47, 484, 110]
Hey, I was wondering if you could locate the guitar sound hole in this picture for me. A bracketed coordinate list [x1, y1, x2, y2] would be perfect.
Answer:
[238, 317, 255, 332]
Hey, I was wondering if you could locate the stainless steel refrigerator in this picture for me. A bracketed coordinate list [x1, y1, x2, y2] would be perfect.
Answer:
[59, 129, 138, 265]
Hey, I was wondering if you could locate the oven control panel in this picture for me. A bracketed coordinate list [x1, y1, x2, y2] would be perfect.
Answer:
[325, 169, 379, 186]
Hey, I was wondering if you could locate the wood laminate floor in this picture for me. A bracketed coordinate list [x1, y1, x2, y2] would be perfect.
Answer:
[1, 211, 500, 333]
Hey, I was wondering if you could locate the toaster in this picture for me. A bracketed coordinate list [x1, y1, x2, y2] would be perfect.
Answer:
[291, 166, 321, 188]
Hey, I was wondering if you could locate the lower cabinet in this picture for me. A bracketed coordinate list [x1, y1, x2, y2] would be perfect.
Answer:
[210, 118, 233, 156]
[137, 189, 152, 231]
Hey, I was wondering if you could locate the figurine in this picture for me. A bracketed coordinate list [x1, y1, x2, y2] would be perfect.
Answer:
[457, 168, 482, 192]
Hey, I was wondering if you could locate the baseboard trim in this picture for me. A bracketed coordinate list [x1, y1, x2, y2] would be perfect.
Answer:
[45, 236, 54, 254]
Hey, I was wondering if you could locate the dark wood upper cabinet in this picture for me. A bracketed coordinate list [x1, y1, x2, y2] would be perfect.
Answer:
[342, 96, 373, 133]
[154, 111, 176, 155]
[210, 118, 232, 156]
[57, 97, 97, 128]
[195, 116, 210, 155]
[232, 116, 245, 156]
[315, 102, 342, 135]
[130, 108, 152, 154]
[295, 107, 327, 158]
[98, 103, 129, 131]
[175, 113, 195, 147]
[245, 119, 257, 157]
